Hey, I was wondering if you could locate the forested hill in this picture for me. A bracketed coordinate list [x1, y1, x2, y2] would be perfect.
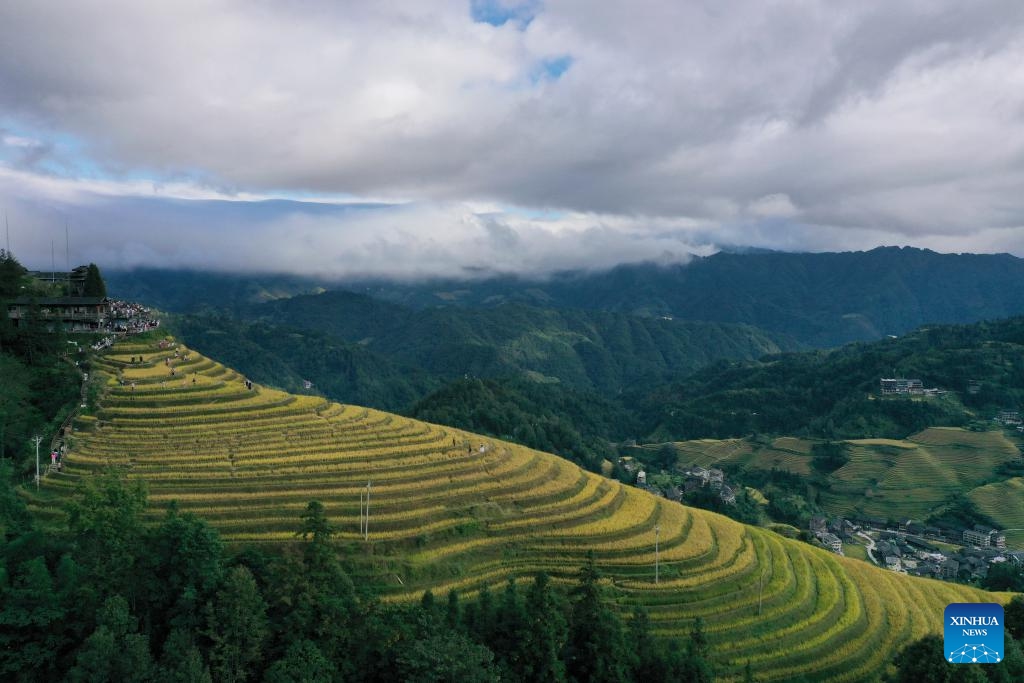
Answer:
[248, 294, 790, 393]
[107, 247, 1024, 347]
[164, 298, 784, 408]
[353, 247, 1024, 347]
[638, 316, 1024, 441]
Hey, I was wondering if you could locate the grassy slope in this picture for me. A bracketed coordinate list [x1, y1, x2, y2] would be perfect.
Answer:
[29, 338, 1011, 682]
[668, 429, 1019, 523]
[969, 478, 1024, 549]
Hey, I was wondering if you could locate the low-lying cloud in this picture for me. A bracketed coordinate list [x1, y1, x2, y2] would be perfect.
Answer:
[3, 1, 1024, 276]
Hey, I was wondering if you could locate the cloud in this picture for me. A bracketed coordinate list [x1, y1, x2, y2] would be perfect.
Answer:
[2, 0, 1024, 276]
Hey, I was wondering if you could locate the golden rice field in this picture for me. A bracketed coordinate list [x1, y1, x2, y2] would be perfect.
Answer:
[32, 339, 1012, 682]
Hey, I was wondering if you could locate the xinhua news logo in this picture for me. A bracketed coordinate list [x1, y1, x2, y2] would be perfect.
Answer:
[944, 603, 1004, 664]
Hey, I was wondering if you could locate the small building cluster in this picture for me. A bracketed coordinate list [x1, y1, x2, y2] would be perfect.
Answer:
[620, 457, 737, 507]
[6, 297, 159, 334]
[880, 378, 924, 395]
[808, 515, 857, 555]
[962, 525, 1006, 549]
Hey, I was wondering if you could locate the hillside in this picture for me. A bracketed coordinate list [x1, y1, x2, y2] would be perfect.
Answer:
[34, 337, 1009, 682]
[248, 295, 790, 393]
[665, 429, 1023, 530]
[640, 316, 1024, 441]
[106, 247, 1024, 348]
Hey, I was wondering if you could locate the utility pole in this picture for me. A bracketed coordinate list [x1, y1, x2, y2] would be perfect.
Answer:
[655, 524, 661, 584]
[32, 435, 43, 489]
[758, 568, 766, 615]
[359, 488, 364, 536]
[364, 480, 372, 541]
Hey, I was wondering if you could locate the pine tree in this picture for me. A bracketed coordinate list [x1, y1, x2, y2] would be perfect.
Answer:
[82, 263, 106, 298]
[204, 566, 268, 683]
[523, 573, 567, 683]
[565, 554, 628, 683]
[68, 595, 152, 683]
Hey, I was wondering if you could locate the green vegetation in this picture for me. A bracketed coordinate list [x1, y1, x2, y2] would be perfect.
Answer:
[970, 478, 1024, 549]
[642, 316, 1024, 441]
[26, 337, 1012, 681]
[83, 263, 107, 298]
[106, 247, 1024, 348]
[0, 249, 82, 479]
[2, 467, 713, 682]
[891, 633, 1024, 682]
[661, 429, 1021, 529]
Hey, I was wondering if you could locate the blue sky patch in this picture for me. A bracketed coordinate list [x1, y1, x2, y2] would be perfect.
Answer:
[470, 0, 538, 29]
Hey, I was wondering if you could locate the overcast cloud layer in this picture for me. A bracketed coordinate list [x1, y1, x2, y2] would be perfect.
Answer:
[3, 0, 1024, 277]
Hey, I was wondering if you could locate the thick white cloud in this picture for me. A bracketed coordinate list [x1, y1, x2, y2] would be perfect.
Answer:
[3, 0, 1024, 275]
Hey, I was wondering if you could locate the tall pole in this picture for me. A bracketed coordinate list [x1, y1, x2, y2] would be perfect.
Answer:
[655, 524, 661, 584]
[758, 568, 765, 615]
[32, 435, 43, 489]
[359, 489, 365, 536]
[365, 480, 371, 540]
[65, 221, 71, 295]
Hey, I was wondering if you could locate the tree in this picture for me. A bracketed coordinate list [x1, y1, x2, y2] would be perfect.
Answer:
[491, 577, 529, 678]
[67, 471, 148, 601]
[68, 595, 152, 683]
[154, 627, 211, 683]
[564, 554, 628, 683]
[1007, 595, 1024, 641]
[0, 249, 27, 297]
[0, 556, 70, 681]
[83, 263, 106, 298]
[204, 565, 268, 683]
[982, 562, 1024, 592]
[522, 573, 567, 683]
[396, 630, 499, 683]
[263, 640, 336, 683]
[138, 508, 223, 646]
[445, 589, 461, 630]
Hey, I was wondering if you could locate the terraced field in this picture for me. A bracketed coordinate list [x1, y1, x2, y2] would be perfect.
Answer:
[667, 430, 1019, 522]
[821, 428, 1019, 520]
[969, 478, 1024, 549]
[668, 437, 815, 475]
[34, 339, 1008, 682]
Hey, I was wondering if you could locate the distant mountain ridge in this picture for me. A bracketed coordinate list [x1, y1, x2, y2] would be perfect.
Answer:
[352, 247, 1024, 347]
[107, 246, 1024, 347]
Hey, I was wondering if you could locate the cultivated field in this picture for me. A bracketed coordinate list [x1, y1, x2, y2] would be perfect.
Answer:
[33, 339, 1010, 682]
[822, 428, 1019, 520]
[670, 429, 1019, 522]
[969, 477, 1024, 549]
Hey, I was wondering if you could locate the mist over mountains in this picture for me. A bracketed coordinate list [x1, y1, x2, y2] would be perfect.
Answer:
[109, 246, 1024, 348]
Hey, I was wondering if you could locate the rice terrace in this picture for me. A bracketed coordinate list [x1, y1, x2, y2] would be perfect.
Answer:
[30, 337, 1011, 681]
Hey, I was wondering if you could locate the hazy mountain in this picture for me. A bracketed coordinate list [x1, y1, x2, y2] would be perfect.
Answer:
[108, 247, 1024, 348]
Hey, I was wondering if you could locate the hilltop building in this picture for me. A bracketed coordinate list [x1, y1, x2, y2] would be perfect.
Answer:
[6, 296, 108, 332]
[29, 265, 91, 297]
[880, 378, 924, 395]
[996, 410, 1021, 426]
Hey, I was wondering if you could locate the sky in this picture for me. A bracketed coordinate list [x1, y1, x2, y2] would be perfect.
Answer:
[2, 0, 1024, 279]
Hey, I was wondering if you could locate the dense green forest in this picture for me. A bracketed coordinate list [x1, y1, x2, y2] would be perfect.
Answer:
[640, 317, 1024, 441]
[0, 471, 717, 683]
[0, 250, 82, 481]
[248, 293, 789, 393]
[108, 247, 1024, 347]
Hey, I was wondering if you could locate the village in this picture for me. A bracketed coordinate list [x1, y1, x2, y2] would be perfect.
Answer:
[620, 442, 1024, 588]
